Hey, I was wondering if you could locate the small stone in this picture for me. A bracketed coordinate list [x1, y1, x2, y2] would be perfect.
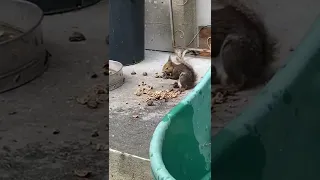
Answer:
[2, 145, 11, 152]
[131, 71, 136, 75]
[76, 96, 89, 105]
[135, 91, 142, 96]
[8, 111, 17, 115]
[146, 100, 154, 106]
[142, 72, 148, 76]
[91, 130, 99, 137]
[53, 129, 60, 135]
[87, 100, 98, 109]
[289, 47, 295, 52]
[69, 32, 86, 42]
[74, 170, 92, 178]
[90, 73, 98, 79]
[96, 144, 108, 151]
[132, 115, 139, 118]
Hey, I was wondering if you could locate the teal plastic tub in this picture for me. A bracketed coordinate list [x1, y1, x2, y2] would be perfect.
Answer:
[212, 16, 320, 179]
[149, 70, 211, 180]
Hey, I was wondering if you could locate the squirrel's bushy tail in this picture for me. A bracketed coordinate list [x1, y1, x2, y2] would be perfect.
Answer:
[174, 48, 197, 82]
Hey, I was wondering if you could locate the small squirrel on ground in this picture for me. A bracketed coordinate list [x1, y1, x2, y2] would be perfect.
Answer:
[211, 0, 278, 90]
[162, 49, 196, 91]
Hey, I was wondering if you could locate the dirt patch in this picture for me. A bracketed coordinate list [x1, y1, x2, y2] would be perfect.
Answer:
[212, 85, 258, 136]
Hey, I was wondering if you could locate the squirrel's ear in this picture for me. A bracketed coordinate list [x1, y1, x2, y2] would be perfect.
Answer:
[168, 56, 172, 62]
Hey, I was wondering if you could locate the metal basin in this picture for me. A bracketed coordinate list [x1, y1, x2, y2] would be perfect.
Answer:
[26, 0, 101, 15]
[109, 60, 125, 91]
[0, 0, 47, 93]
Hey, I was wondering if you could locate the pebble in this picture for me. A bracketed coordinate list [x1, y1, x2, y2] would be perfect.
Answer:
[53, 129, 60, 135]
[146, 100, 154, 106]
[91, 130, 99, 137]
[69, 32, 86, 42]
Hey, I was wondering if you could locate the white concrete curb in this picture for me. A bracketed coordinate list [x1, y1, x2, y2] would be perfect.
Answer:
[109, 149, 153, 180]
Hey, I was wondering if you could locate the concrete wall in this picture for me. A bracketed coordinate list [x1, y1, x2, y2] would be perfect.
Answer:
[196, 0, 211, 26]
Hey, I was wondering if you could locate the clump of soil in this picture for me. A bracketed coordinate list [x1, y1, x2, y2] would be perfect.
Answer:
[212, 88, 236, 105]
[76, 84, 109, 109]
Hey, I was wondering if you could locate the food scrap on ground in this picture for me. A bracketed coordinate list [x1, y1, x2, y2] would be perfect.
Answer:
[134, 81, 182, 104]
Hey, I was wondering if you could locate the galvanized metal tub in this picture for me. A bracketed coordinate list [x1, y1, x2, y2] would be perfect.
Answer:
[26, 0, 102, 15]
[0, 0, 47, 93]
[108, 60, 125, 91]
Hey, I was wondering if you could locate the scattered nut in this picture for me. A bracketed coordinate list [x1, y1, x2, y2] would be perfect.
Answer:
[142, 72, 148, 76]
[146, 100, 154, 106]
[131, 71, 136, 75]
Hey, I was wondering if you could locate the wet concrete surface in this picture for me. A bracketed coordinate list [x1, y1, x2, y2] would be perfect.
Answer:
[212, 0, 320, 136]
[0, 1, 108, 179]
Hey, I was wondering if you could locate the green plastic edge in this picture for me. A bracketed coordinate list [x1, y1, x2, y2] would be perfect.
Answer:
[149, 69, 212, 180]
[211, 15, 320, 164]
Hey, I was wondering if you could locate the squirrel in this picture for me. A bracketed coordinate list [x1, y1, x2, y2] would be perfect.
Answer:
[162, 49, 196, 91]
[211, 0, 278, 90]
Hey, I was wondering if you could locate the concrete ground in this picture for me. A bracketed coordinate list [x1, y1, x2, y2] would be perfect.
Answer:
[0, 1, 108, 179]
[109, 50, 210, 179]
[109, 51, 210, 157]
[213, 0, 320, 135]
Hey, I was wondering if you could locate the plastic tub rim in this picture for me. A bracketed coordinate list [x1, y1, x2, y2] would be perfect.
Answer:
[149, 69, 211, 180]
[0, 0, 44, 46]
